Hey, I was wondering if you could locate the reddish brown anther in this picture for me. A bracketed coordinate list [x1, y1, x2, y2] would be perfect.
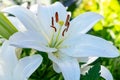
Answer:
[62, 28, 67, 36]
[51, 26, 57, 32]
[62, 14, 70, 36]
[65, 14, 70, 26]
[66, 22, 70, 32]
[52, 17, 54, 26]
[51, 17, 57, 32]
[55, 12, 59, 22]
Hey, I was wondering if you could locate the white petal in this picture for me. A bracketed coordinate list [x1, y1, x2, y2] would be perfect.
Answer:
[0, 41, 18, 80]
[0, 47, 1, 53]
[30, 4, 38, 14]
[53, 63, 61, 73]
[81, 65, 91, 75]
[81, 57, 98, 71]
[77, 57, 89, 63]
[3, 6, 39, 31]
[7, 17, 26, 32]
[100, 66, 113, 80]
[48, 52, 80, 80]
[37, 0, 50, 5]
[2, 6, 49, 39]
[0, 65, 4, 79]
[79, 57, 98, 65]
[10, 31, 56, 53]
[87, 57, 98, 65]
[13, 54, 42, 80]
[68, 12, 103, 36]
[0, 41, 18, 71]
[61, 34, 119, 57]
[37, 2, 68, 36]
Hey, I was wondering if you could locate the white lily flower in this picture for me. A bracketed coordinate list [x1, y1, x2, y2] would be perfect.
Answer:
[81, 57, 113, 80]
[0, 41, 42, 80]
[7, 17, 27, 32]
[3, 2, 119, 80]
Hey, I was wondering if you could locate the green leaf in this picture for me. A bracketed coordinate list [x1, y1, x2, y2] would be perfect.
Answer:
[0, 12, 18, 39]
[81, 63, 101, 80]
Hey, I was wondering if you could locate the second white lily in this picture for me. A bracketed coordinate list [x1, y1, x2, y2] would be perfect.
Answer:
[0, 41, 42, 80]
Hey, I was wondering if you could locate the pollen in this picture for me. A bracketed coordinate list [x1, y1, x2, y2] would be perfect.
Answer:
[58, 20, 64, 27]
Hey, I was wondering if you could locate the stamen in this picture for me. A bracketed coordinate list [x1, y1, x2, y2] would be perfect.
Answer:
[62, 15, 70, 36]
[62, 28, 67, 36]
[51, 26, 57, 32]
[66, 22, 70, 32]
[51, 17, 57, 32]
[55, 12, 59, 22]
[65, 14, 70, 26]
[52, 17, 54, 26]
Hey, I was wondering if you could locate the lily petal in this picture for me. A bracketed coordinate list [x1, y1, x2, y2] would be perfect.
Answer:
[0, 41, 18, 80]
[77, 57, 89, 63]
[2, 6, 39, 31]
[10, 31, 56, 53]
[86, 57, 98, 65]
[100, 66, 113, 80]
[81, 57, 98, 74]
[53, 63, 61, 73]
[68, 12, 103, 36]
[13, 54, 42, 80]
[81, 65, 91, 75]
[48, 52, 80, 80]
[0, 64, 5, 80]
[7, 17, 26, 32]
[37, 2, 68, 36]
[30, 4, 38, 14]
[61, 34, 119, 57]
[2, 6, 49, 39]
[0, 41, 17, 71]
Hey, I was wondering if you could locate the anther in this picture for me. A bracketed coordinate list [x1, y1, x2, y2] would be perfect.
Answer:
[52, 17, 54, 26]
[66, 22, 70, 32]
[51, 26, 57, 32]
[62, 28, 67, 36]
[55, 12, 59, 22]
[65, 14, 70, 26]
[51, 17, 57, 32]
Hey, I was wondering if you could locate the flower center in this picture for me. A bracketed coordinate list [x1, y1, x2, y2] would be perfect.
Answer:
[49, 12, 70, 48]
[51, 12, 70, 36]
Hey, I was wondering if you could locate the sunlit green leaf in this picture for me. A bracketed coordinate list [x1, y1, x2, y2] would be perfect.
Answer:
[0, 12, 18, 39]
